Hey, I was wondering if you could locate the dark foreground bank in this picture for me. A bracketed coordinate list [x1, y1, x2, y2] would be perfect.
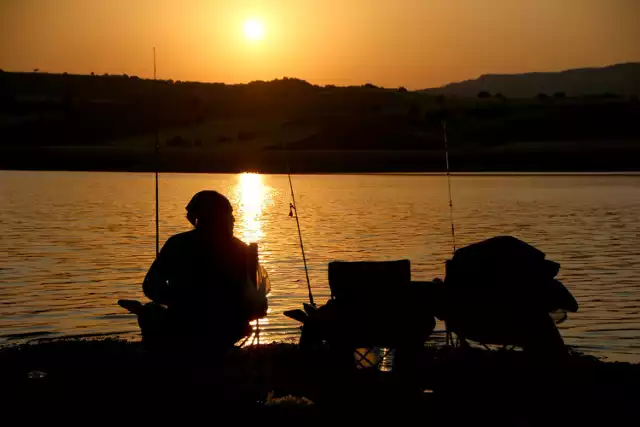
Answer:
[1, 338, 638, 425]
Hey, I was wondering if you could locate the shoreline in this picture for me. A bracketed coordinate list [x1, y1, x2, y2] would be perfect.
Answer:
[2, 144, 640, 174]
[3, 168, 640, 177]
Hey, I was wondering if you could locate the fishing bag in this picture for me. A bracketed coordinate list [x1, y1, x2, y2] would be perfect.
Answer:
[444, 236, 577, 314]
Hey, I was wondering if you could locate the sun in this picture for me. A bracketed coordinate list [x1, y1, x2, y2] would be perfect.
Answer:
[244, 19, 265, 41]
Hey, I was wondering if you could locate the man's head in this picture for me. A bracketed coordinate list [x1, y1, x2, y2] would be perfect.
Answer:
[186, 191, 234, 236]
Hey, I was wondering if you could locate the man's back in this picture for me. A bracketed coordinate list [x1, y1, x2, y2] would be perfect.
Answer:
[143, 230, 251, 337]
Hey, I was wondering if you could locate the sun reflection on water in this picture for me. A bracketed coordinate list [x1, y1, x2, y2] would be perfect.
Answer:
[231, 173, 274, 345]
[233, 173, 272, 245]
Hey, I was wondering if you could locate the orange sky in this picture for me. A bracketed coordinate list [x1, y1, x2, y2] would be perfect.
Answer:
[1, 0, 638, 88]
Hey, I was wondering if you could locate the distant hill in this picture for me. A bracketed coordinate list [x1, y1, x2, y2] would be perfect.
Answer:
[1, 70, 639, 172]
[423, 63, 640, 98]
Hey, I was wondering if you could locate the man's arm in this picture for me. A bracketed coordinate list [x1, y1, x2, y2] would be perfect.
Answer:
[142, 237, 175, 305]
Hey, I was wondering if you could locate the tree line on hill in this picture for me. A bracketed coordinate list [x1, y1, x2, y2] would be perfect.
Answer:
[0, 70, 638, 163]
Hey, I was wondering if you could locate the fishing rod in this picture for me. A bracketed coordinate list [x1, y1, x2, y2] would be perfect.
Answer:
[285, 149, 315, 307]
[154, 47, 160, 256]
[442, 118, 457, 347]
[442, 119, 456, 254]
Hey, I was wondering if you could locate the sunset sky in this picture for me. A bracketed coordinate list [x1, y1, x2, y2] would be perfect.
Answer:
[1, 0, 638, 89]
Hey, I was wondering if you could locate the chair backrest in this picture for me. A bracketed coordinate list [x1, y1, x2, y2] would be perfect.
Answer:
[246, 243, 270, 294]
[328, 260, 411, 306]
[247, 243, 259, 288]
[245, 243, 269, 321]
[327, 260, 437, 349]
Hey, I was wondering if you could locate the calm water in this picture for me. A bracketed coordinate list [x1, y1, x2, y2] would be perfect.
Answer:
[1, 171, 639, 362]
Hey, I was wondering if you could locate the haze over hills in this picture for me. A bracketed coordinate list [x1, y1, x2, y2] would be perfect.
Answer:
[423, 63, 640, 98]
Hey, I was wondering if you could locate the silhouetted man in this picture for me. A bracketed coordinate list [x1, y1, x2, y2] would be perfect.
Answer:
[125, 190, 267, 351]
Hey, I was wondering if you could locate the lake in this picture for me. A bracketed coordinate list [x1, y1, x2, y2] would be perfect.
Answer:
[1, 171, 639, 362]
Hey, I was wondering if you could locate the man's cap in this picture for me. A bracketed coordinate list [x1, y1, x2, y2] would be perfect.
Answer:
[186, 191, 232, 225]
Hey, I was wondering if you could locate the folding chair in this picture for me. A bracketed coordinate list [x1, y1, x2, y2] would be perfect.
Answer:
[288, 260, 436, 370]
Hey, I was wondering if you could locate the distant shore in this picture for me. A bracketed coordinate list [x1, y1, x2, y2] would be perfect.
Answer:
[2, 143, 640, 174]
[2, 72, 639, 175]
